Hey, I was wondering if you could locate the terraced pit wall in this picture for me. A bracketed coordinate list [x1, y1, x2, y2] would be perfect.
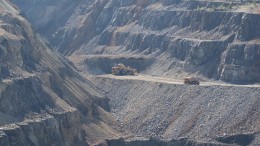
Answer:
[12, 0, 260, 83]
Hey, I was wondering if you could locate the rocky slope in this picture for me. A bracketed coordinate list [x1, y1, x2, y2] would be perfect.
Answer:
[91, 76, 260, 146]
[12, 0, 260, 83]
[0, 1, 118, 145]
[3, 0, 260, 146]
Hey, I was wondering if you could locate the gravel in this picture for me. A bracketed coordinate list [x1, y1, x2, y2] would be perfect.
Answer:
[92, 76, 260, 144]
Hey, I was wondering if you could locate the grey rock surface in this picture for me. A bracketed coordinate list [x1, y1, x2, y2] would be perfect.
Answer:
[12, 0, 260, 83]
[0, 1, 119, 145]
[1, 0, 260, 145]
[92, 77, 260, 145]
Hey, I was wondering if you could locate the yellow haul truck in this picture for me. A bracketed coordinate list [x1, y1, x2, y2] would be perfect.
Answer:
[112, 64, 137, 75]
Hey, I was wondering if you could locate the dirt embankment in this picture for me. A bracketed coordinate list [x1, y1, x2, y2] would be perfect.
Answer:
[69, 55, 155, 75]
[91, 76, 260, 146]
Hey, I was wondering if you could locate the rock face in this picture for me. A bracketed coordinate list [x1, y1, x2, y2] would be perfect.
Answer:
[2, 0, 260, 146]
[0, 1, 118, 145]
[219, 43, 260, 83]
[12, 0, 260, 83]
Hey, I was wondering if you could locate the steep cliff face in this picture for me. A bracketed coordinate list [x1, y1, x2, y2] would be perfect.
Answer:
[0, 1, 117, 145]
[219, 43, 260, 83]
[12, 0, 260, 83]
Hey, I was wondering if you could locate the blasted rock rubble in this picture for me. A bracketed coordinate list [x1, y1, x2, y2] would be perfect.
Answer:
[91, 77, 260, 146]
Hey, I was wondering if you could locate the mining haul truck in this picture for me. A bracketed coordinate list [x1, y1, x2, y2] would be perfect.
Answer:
[184, 77, 200, 85]
[112, 64, 137, 75]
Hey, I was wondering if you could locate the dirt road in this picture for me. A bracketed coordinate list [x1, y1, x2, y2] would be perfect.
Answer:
[96, 74, 260, 88]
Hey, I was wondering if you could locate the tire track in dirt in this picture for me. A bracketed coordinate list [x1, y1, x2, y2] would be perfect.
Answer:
[96, 74, 260, 88]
